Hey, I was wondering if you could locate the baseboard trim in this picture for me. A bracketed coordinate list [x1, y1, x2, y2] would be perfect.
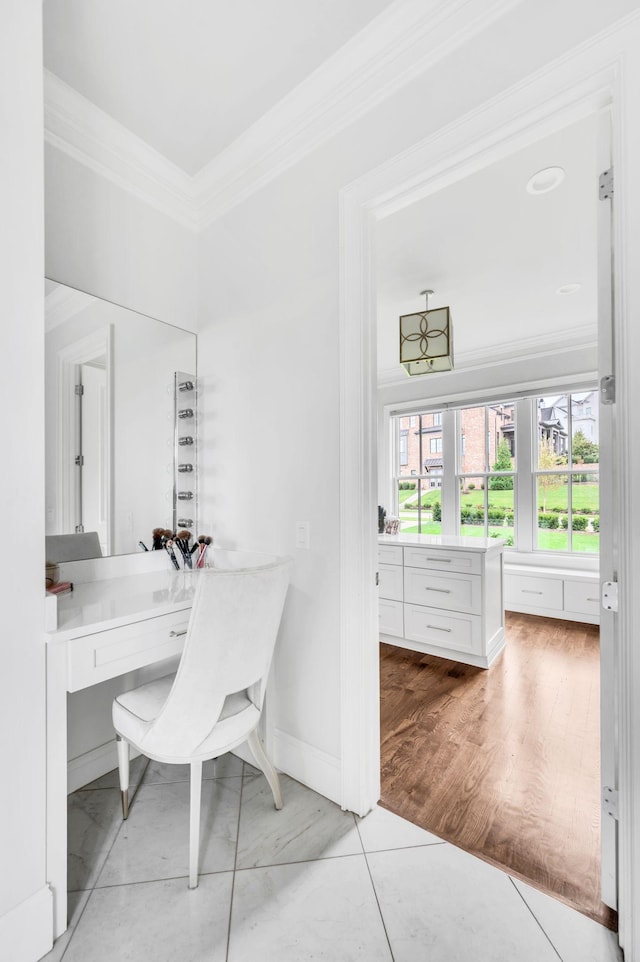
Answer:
[0, 886, 53, 962]
[68, 740, 140, 793]
[272, 728, 342, 807]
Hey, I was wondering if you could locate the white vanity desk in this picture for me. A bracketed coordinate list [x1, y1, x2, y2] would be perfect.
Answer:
[45, 548, 272, 939]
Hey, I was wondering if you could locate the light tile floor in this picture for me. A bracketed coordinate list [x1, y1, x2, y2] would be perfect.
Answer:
[43, 754, 623, 962]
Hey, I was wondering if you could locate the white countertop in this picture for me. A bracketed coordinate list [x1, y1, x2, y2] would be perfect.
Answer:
[379, 533, 506, 552]
[47, 569, 197, 643]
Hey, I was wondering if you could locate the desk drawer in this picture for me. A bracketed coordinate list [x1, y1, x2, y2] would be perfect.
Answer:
[403, 546, 481, 575]
[67, 609, 190, 692]
[404, 567, 481, 614]
[378, 544, 403, 566]
[404, 604, 482, 655]
[504, 573, 563, 611]
[379, 563, 403, 602]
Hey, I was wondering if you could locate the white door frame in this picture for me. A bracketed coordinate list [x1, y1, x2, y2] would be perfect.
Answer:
[56, 327, 113, 552]
[339, 18, 639, 956]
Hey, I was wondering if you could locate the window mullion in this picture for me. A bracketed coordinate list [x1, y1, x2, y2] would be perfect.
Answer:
[516, 398, 534, 552]
[441, 409, 457, 536]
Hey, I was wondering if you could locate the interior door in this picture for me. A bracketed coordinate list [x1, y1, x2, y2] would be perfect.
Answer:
[597, 110, 618, 910]
[78, 361, 109, 553]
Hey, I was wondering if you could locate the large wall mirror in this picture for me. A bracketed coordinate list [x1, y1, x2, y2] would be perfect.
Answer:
[45, 280, 197, 560]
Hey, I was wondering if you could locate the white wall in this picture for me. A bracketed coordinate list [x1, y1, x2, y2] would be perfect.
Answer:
[0, 2, 51, 960]
[45, 145, 199, 331]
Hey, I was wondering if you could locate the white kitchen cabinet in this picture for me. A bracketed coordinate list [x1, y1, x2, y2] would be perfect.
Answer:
[378, 534, 506, 669]
[504, 565, 600, 624]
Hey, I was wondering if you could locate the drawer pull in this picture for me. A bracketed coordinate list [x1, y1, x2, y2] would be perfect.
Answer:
[427, 557, 451, 563]
[425, 587, 451, 594]
[522, 589, 543, 595]
[587, 597, 599, 602]
[426, 624, 452, 633]
[169, 628, 188, 637]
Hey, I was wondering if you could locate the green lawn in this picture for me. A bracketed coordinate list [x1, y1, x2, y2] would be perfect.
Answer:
[399, 482, 599, 513]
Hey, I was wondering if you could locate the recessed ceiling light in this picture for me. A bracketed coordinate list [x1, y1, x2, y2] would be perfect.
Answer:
[556, 283, 581, 296]
[526, 166, 565, 195]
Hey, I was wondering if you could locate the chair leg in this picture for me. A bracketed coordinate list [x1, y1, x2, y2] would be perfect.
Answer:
[189, 761, 203, 889]
[247, 729, 283, 810]
[115, 734, 130, 819]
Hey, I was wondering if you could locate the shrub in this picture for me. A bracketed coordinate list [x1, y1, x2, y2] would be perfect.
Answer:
[559, 515, 568, 529]
[432, 502, 442, 522]
[572, 514, 588, 530]
[468, 483, 475, 490]
[592, 517, 600, 532]
[506, 513, 514, 524]
[551, 506, 563, 513]
[538, 513, 558, 529]
[488, 506, 506, 521]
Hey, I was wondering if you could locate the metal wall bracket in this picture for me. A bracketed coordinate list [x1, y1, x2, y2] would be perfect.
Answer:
[599, 167, 614, 200]
[600, 375, 615, 405]
[602, 581, 619, 613]
[603, 785, 619, 820]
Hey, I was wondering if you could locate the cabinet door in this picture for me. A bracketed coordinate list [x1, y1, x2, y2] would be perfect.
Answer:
[379, 599, 403, 637]
[379, 562, 403, 601]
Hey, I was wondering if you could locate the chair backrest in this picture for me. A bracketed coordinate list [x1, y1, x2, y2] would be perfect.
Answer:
[45, 531, 103, 562]
[141, 556, 291, 757]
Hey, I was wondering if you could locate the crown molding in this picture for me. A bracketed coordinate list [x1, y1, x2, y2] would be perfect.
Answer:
[44, 71, 200, 231]
[193, 0, 522, 226]
[44, 0, 521, 231]
[377, 324, 598, 388]
[44, 281, 95, 332]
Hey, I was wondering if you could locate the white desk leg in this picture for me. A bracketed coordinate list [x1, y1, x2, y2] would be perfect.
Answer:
[46, 643, 68, 940]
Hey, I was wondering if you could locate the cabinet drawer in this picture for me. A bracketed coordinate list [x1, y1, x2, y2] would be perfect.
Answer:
[378, 544, 403, 566]
[564, 580, 600, 618]
[403, 546, 481, 575]
[67, 609, 190, 692]
[404, 567, 481, 614]
[379, 599, 404, 637]
[379, 563, 403, 602]
[404, 604, 482, 655]
[504, 574, 563, 611]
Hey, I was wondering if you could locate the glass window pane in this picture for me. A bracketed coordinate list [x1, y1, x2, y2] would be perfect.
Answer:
[419, 480, 441, 535]
[571, 474, 599, 553]
[398, 478, 419, 530]
[571, 391, 600, 467]
[397, 415, 418, 478]
[460, 477, 485, 536]
[488, 486, 515, 547]
[536, 475, 568, 550]
[536, 394, 569, 467]
[420, 411, 444, 479]
[459, 407, 487, 473]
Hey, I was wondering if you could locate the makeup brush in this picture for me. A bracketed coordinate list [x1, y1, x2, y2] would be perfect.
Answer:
[152, 527, 165, 551]
[164, 539, 180, 571]
[175, 529, 193, 568]
[196, 535, 212, 569]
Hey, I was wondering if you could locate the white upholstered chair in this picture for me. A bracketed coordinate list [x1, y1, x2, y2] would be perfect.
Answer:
[112, 556, 291, 888]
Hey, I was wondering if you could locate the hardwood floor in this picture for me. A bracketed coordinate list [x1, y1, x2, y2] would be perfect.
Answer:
[379, 612, 617, 929]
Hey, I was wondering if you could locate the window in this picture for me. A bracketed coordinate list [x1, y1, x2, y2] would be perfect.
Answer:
[535, 393, 599, 553]
[393, 411, 444, 535]
[457, 403, 515, 543]
[389, 388, 599, 556]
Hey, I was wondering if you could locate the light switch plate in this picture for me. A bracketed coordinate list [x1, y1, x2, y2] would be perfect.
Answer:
[296, 521, 310, 549]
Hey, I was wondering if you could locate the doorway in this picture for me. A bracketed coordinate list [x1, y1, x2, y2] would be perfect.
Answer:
[338, 47, 628, 947]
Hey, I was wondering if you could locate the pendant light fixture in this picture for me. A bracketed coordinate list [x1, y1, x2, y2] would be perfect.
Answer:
[399, 288, 453, 375]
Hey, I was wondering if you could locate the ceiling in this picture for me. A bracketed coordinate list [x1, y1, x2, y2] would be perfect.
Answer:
[43, 0, 394, 175]
[42, 4, 602, 382]
[376, 111, 602, 380]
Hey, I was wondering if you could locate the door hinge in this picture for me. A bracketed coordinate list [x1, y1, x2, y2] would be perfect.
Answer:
[75, 383, 84, 396]
[375, 571, 379, 587]
[599, 167, 614, 200]
[603, 785, 619, 820]
[602, 581, 619, 613]
[74, 455, 84, 467]
[600, 375, 615, 405]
